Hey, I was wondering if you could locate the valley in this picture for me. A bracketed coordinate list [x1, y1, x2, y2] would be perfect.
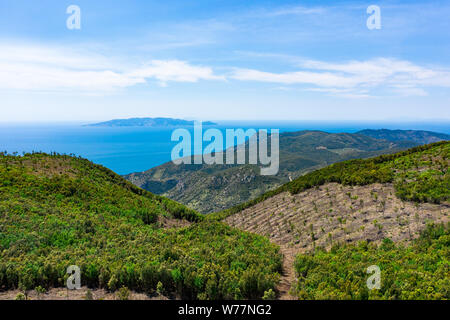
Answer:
[125, 129, 449, 213]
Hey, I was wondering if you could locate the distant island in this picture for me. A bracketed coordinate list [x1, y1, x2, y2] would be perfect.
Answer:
[357, 129, 450, 144]
[86, 117, 217, 127]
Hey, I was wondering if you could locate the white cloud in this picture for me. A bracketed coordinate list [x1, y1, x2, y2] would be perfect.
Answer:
[231, 68, 359, 87]
[0, 44, 114, 70]
[129, 60, 224, 85]
[0, 44, 223, 92]
[391, 86, 428, 97]
[1, 44, 449, 98]
[230, 58, 450, 97]
[0, 63, 144, 91]
[305, 88, 372, 99]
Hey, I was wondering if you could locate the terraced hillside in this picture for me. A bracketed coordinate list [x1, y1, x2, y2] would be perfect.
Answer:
[221, 142, 450, 298]
[0, 153, 282, 300]
[225, 182, 448, 250]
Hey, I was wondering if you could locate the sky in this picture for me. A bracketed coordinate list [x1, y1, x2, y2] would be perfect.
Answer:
[0, 0, 449, 122]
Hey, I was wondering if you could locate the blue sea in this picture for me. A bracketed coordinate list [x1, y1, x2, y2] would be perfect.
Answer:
[0, 121, 449, 175]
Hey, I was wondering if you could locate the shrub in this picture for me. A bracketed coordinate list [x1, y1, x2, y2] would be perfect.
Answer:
[293, 224, 449, 300]
[262, 289, 276, 300]
[156, 281, 164, 296]
[84, 289, 94, 300]
[35, 286, 46, 299]
[116, 286, 130, 300]
[14, 293, 27, 300]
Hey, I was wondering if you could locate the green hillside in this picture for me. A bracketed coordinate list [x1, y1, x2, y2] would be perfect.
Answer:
[293, 223, 449, 300]
[1, 142, 448, 300]
[125, 130, 418, 213]
[0, 152, 281, 299]
[217, 141, 449, 300]
[212, 141, 449, 221]
[357, 129, 450, 145]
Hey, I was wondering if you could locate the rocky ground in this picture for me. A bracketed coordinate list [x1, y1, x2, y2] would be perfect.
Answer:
[0, 287, 169, 300]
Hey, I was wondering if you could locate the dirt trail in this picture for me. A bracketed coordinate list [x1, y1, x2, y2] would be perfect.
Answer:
[277, 246, 297, 300]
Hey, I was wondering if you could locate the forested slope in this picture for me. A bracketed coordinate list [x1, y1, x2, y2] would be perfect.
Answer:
[0, 152, 281, 300]
[126, 130, 418, 213]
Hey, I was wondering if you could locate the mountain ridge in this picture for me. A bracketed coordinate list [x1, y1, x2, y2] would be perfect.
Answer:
[125, 129, 448, 213]
[357, 129, 450, 144]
